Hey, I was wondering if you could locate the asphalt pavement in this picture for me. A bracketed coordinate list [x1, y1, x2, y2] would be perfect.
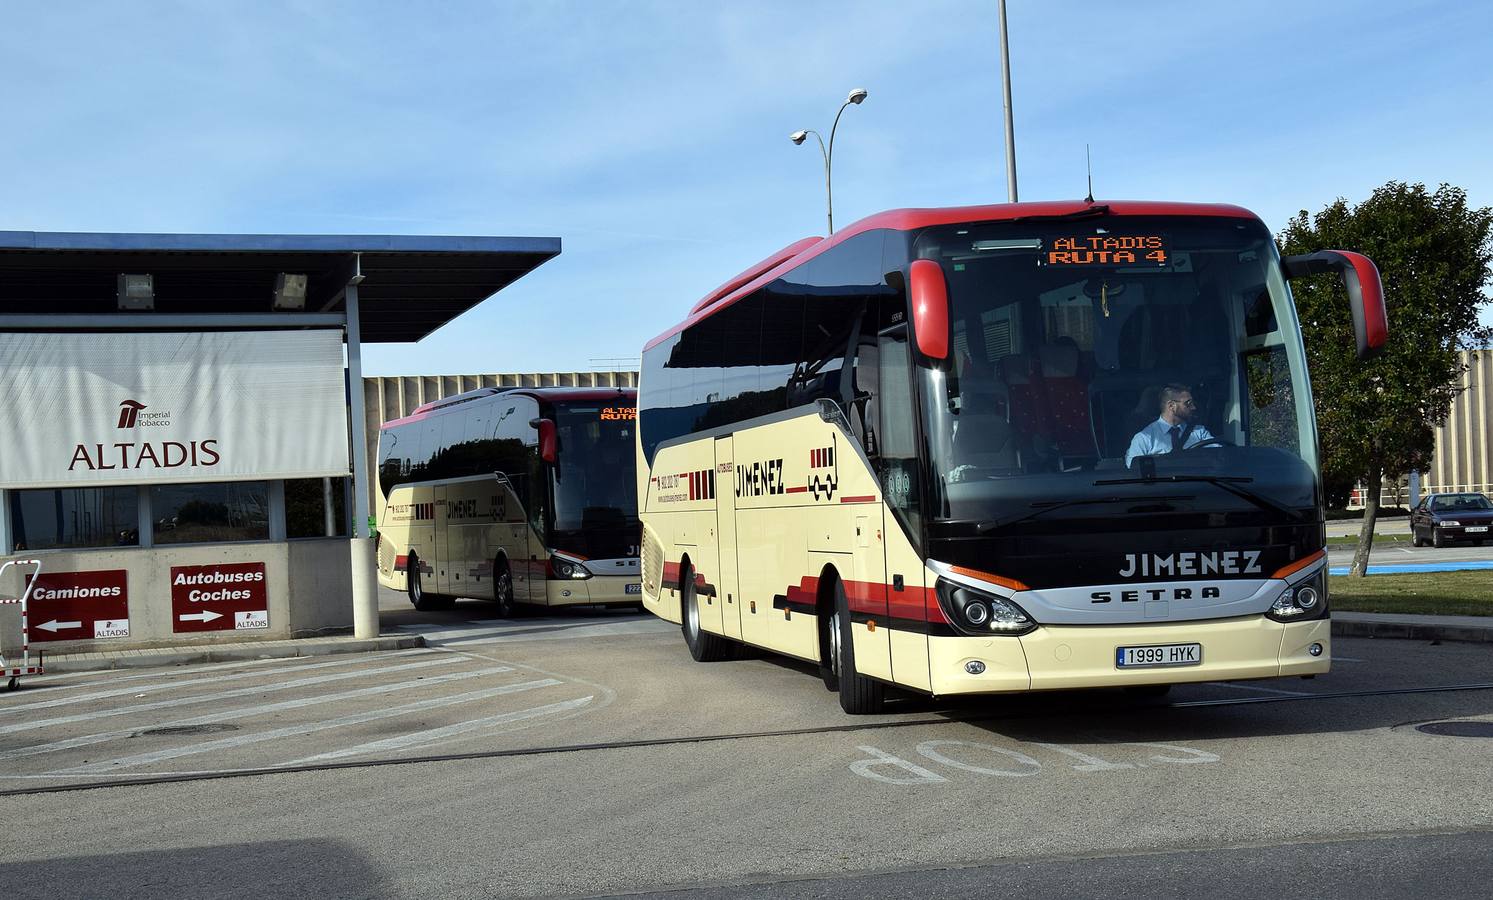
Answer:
[1, 595, 1490, 899]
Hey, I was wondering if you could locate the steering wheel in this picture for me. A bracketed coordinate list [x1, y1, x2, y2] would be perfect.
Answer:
[1179, 437, 1231, 451]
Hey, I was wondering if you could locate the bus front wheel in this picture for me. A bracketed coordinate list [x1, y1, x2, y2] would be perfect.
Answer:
[832, 579, 885, 715]
[492, 557, 516, 618]
[681, 563, 732, 662]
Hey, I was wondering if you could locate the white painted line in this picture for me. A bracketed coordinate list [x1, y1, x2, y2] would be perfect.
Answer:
[54, 679, 563, 774]
[0, 657, 470, 737]
[1334, 656, 1366, 663]
[24, 652, 430, 690]
[284, 696, 594, 764]
[0, 665, 519, 766]
[0, 650, 437, 716]
[1204, 681, 1314, 697]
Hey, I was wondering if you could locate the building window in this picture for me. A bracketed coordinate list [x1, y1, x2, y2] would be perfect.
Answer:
[9, 487, 139, 551]
[285, 478, 348, 538]
[151, 482, 270, 545]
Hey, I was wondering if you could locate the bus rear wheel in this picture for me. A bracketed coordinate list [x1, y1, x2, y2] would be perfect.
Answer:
[407, 555, 450, 612]
[681, 564, 732, 662]
[831, 579, 885, 715]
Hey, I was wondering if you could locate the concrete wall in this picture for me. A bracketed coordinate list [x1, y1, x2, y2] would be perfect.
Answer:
[0, 539, 352, 656]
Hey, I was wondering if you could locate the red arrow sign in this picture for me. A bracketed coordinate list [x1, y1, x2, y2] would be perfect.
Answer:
[26, 570, 130, 642]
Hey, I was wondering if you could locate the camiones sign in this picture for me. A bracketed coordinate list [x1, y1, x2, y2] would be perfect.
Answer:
[0, 332, 349, 488]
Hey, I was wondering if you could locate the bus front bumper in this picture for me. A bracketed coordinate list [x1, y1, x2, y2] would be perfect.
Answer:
[926, 615, 1331, 696]
[543, 574, 643, 607]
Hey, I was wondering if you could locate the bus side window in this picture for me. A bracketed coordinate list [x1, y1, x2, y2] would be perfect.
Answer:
[877, 326, 921, 536]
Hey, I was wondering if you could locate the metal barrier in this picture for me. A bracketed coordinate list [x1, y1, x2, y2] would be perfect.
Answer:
[0, 558, 44, 690]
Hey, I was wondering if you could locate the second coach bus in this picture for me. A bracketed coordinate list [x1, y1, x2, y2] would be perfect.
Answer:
[637, 199, 1387, 713]
[377, 387, 641, 613]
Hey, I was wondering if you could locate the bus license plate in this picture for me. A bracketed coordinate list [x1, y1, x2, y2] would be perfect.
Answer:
[625, 583, 642, 595]
[1116, 643, 1201, 668]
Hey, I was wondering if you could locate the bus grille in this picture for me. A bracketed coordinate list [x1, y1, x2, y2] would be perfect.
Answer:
[642, 526, 663, 595]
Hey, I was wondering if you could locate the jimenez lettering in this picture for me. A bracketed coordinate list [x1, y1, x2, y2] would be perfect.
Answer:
[69, 440, 220, 471]
[1119, 551, 1261, 579]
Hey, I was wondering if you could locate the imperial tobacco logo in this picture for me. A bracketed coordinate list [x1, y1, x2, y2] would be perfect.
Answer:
[69, 397, 217, 472]
[117, 399, 146, 429]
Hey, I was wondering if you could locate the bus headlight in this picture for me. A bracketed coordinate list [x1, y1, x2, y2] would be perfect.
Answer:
[547, 555, 592, 580]
[935, 578, 1036, 636]
[1266, 570, 1328, 623]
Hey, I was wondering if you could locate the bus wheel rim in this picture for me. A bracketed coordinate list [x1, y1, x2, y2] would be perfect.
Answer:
[686, 589, 699, 641]
[829, 609, 842, 676]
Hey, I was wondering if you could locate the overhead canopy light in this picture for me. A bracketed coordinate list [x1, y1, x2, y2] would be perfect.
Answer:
[116, 274, 154, 310]
[273, 272, 308, 310]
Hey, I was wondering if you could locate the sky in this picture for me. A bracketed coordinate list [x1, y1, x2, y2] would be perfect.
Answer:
[4, 0, 1491, 376]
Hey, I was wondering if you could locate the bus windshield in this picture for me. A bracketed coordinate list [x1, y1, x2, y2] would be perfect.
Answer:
[913, 215, 1318, 534]
[550, 401, 639, 557]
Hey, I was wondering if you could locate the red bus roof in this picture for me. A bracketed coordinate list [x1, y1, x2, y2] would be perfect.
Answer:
[383, 385, 636, 429]
[643, 199, 1260, 352]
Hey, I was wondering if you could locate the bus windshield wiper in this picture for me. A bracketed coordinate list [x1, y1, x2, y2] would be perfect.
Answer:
[973, 492, 1189, 534]
[1010, 204, 1110, 223]
[1092, 473, 1306, 521]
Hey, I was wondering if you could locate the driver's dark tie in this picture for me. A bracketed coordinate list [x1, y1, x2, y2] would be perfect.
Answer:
[1170, 425, 1184, 452]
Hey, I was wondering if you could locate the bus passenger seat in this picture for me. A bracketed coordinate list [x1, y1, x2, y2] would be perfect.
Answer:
[1039, 339, 1096, 458]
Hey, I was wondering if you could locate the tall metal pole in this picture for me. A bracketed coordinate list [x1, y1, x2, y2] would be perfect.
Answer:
[998, 0, 1019, 202]
[345, 259, 379, 640]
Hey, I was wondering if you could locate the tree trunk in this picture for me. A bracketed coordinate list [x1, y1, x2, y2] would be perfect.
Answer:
[1350, 467, 1382, 577]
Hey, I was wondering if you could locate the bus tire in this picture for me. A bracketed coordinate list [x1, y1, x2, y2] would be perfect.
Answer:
[832, 579, 885, 715]
[407, 554, 450, 612]
[681, 563, 732, 662]
[492, 556, 516, 618]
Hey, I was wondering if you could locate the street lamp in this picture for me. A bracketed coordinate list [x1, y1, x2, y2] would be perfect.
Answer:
[790, 88, 868, 234]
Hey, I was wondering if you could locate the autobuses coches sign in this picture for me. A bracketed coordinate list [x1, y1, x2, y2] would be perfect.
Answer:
[0, 331, 349, 488]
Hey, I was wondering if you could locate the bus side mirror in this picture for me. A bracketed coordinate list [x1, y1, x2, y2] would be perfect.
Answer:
[530, 417, 558, 464]
[1282, 250, 1388, 359]
[909, 259, 949, 360]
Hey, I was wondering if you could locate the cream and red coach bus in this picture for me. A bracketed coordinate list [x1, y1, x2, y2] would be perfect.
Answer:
[377, 387, 641, 613]
[637, 200, 1387, 713]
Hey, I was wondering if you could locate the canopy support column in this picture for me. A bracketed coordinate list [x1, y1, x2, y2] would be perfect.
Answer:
[345, 262, 379, 640]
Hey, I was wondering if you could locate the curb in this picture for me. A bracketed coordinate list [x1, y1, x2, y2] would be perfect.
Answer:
[1332, 619, 1493, 644]
[35, 634, 428, 675]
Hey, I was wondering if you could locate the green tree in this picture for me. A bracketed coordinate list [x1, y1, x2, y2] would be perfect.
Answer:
[1280, 182, 1492, 575]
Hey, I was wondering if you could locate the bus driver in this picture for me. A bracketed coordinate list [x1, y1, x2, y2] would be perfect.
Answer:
[1126, 384, 1214, 467]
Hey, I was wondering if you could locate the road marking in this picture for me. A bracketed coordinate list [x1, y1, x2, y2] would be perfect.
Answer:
[1205, 681, 1314, 697]
[0, 665, 520, 767]
[24, 652, 429, 690]
[55, 678, 563, 775]
[0, 657, 469, 737]
[1031, 742, 1134, 771]
[284, 696, 595, 764]
[0, 650, 437, 715]
[915, 740, 1042, 777]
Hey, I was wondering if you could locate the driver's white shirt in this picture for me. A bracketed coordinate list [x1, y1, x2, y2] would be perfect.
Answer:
[1126, 417, 1215, 466]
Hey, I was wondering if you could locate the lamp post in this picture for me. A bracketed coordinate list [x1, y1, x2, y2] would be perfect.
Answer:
[790, 87, 868, 234]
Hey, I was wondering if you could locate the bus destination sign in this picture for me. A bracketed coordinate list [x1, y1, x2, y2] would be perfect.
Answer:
[600, 406, 636, 421]
[1046, 235, 1168, 267]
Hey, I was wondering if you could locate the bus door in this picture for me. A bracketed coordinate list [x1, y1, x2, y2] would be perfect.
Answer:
[433, 484, 453, 595]
[492, 472, 533, 601]
[713, 436, 743, 640]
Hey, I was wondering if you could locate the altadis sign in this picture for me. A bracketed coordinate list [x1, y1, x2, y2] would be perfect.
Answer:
[0, 331, 348, 488]
[27, 570, 131, 642]
[171, 562, 269, 633]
